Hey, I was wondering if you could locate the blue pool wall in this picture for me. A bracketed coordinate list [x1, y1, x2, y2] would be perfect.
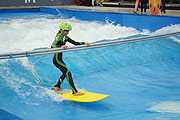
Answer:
[39, 7, 180, 32]
[0, 7, 180, 32]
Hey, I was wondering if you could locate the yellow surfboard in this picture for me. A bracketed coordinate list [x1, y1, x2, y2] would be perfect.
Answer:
[149, 0, 161, 15]
[53, 89, 109, 102]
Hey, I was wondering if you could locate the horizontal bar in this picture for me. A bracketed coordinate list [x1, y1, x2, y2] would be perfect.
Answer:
[0, 31, 180, 59]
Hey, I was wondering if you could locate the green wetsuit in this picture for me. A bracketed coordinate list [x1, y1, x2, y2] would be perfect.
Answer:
[51, 33, 85, 94]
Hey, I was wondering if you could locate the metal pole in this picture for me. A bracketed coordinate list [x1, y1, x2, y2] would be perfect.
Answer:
[0, 31, 180, 59]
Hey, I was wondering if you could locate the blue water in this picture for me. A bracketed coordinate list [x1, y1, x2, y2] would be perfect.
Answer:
[0, 12, 180, 120]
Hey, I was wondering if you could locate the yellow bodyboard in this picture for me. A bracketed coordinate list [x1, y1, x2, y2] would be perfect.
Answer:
[53, 89, 109, 102]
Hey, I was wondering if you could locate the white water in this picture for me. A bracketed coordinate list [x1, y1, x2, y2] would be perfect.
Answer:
[148, 101, 180, 114]
[0, 16, 180, 54]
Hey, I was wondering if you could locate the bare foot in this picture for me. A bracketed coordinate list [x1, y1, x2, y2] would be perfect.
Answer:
[54, 87, 64, 91]
[73, 92, 85, 96]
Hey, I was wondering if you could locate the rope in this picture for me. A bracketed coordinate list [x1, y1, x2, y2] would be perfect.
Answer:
[26, 63, 54, 89]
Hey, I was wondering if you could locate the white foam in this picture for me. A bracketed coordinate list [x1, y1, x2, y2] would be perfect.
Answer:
[141, 24, 180, 44]
[148, 101, 180, 113]
[147, 24, 180, 36]
[0, 65, 33, 97]
[69, 18, 140, 44]
[15, 57, 30, 67]
[0, 16, 180, 54]
[37, 87, 65, 102]
[170, 36, 180, 44]
[0, 59, 8, 64]
[0, 16, 140, 54]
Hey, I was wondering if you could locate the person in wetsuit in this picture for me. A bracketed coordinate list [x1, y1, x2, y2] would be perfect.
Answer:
[51, 22, 90, 96]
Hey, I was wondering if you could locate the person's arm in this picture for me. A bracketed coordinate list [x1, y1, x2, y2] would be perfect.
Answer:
[67, 38, 85, 45]
[67, 38, 90, 47]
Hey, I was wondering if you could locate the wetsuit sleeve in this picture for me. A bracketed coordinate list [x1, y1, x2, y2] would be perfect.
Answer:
[67, 38, 85, 46]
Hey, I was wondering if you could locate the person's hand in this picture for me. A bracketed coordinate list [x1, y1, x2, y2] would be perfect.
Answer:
[85, 43, 90, 47]
[62, 45, 67, 49]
